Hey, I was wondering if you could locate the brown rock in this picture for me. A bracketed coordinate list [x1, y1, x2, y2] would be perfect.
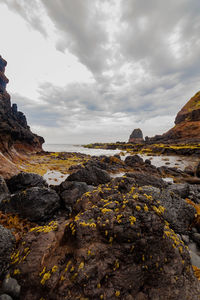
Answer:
[128, 128, 144, 143]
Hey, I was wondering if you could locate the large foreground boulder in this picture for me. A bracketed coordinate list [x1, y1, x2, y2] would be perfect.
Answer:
[67, 166, 111, 186]
[9, 179, 200, 299]
[6, 172, 47, 193]
[1, 187, 60, 222]
[0, 225, 15, 276]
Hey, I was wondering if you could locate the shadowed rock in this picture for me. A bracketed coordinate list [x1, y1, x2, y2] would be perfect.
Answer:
[67, 165, 111, 186]
[1, 187, 60, 222]
[0, 225, 15, 276]
[6, 172, 47, 193]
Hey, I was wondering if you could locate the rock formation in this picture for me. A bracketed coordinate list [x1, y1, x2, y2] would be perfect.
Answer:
[128, 128, 144, 143]
[0, 55, 44, 178]
[149, 91, 200, 144]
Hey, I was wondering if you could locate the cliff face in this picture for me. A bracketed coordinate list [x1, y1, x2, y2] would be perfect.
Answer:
[0, 55, 44, 177]
[149, 91, 200, 144]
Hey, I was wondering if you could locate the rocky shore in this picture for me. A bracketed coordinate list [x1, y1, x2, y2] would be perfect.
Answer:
[0, 154, 200, 299]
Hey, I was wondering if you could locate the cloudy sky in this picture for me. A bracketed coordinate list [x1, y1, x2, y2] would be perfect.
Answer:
[0, 0, 200, 144]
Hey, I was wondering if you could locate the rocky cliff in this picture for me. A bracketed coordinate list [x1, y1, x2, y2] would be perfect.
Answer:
[149, 91, 200, 144]
[0, 55, 44, 177]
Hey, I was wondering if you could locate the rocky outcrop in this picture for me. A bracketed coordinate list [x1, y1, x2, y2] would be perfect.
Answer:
[128, 128, 144, 143]
[7, 179, 200, 299]
[149, 91, 200, 144]
[0, 55, 44, 178]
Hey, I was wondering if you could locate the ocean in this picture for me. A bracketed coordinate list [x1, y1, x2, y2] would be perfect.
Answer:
[43, 144, 121, 156]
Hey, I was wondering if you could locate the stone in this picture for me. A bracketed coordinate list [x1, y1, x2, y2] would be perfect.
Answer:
[58, 181, 92, 211]
[6, 172, 47, 193]
[192, 233, 200, 247]
[189, 250, 200, 268]
[167, 183, 189, 199]
[125, 155, 143, 167]
[142, 186, 196, 234]
[1, 187, 60, 222]
[2, 277, 20, 299]
[128, 128, 144, 143]
[125, 172, 166, 188]
[0, 225, 15, 276]
[67, 165, 111, 186]
[0, 295, 13, 300]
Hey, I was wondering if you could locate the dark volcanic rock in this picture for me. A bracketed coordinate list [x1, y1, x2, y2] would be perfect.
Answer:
[6, 172, 47, 193]
[125, 172, 166, 188]
[11, 181, 200, 299]
[67, 166, 111, 186]
[167, 183, 189, 199]
[142, 186, 196, 234]
[0, 225, 15, 276]
[1, 187, 60, 222]
[125, 155, 143, 167]
[58, 181, 92, 211]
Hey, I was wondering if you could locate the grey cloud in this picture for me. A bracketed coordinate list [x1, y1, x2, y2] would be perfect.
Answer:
[2, 0, 200, 143]
[0, 0, 47, 36]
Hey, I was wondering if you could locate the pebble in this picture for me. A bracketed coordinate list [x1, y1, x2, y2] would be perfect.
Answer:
[2, 278, 20, 299]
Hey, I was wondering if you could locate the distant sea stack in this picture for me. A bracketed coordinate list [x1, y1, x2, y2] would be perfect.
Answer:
[149, 91, 200, 144]
[128, 128, 144, 143]
[0, 55, 44, 177]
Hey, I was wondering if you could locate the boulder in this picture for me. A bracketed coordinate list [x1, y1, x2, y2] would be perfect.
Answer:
[125, 172, 166, 188]
[1, 277, 20, 299]
[0, 225, 15, 276]
[142, 186, 196, 234]
[167, 183, 189, 199]
[67, 166, 111, 186]
[0, 295, 13, 300]
[6, 172, 47, 193]
[125, 155, 143, 167]
[1, 187, 60, 222]
[58, 181, 92, 211]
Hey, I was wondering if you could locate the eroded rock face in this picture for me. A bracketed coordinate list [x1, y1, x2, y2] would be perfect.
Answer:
[9, 180, 200, 299]
[149, 91, 200, 144]
[0, 55, 44, 178]
[128, 128, 144, 143]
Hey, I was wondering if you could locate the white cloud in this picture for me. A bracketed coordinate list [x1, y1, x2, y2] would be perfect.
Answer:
[0, 0, 200, 144]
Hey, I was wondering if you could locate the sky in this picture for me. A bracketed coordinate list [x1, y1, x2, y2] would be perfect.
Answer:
[0, 0, 200, 144]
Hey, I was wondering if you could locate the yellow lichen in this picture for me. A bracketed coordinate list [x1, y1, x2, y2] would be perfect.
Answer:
[129, 216, 136, 225]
